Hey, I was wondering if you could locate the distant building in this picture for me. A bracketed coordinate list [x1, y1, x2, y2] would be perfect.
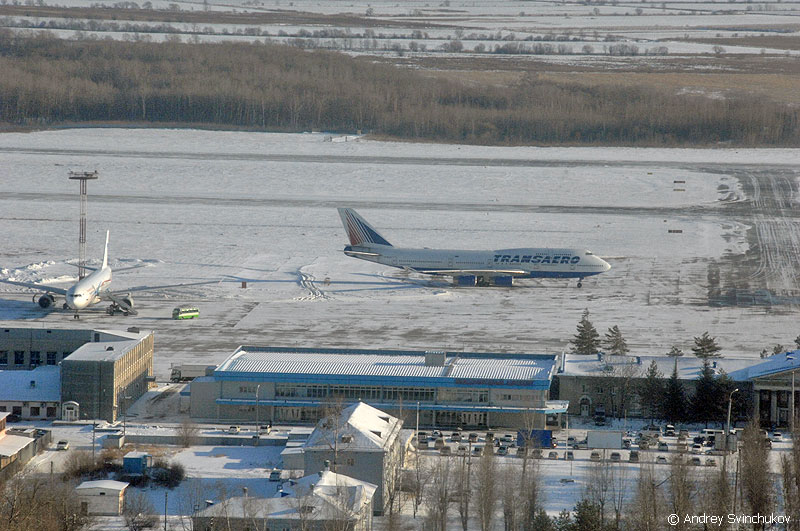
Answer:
[0, 327, 154, 423]
[75, 480, 129, 516]
[192, 470, 376, 531]
[0, 365, 60, 419]
[190, 346, 562, 429]
[302, 402, 407, 515]
[0, 412, 51, 482]
[555, 353, 761, 418]
[728, 351, 800, 428]
[60, 329, 154, 422]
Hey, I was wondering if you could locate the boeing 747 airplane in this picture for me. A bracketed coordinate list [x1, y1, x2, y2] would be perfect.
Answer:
[0, 231, 184, 317]
[338, 208, 611, 287]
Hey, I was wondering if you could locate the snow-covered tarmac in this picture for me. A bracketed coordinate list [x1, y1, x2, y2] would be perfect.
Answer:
[1, 129, 799, 377]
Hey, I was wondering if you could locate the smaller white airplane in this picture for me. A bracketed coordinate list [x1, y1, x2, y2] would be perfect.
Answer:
[338, 208, 611, 287]
[2, 231, 166, 317]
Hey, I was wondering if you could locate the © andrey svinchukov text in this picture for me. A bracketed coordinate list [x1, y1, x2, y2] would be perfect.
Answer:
[667, 513, 791, 527]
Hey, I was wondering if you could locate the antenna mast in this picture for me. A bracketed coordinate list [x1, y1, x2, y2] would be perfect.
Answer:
[68, 171, 99, 279]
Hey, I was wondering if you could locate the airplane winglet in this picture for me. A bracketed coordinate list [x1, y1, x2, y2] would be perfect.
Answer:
[102, 230, 109, 269]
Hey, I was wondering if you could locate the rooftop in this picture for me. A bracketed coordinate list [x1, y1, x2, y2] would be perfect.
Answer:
[76, 480, 129, 492]
[728, 351, 800, 381]
[560, 353, 762, 382]
[0, 433, 34, 458]
[63, 330, 151, 362]
[305, 402, 402, 451]
[0, 366, 60, 402]
[214, 347, 556, 389]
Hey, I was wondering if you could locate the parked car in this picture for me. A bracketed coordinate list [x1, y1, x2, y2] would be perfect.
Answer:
[772, 432, 783, 442]
[677, 442, 688, 452]
[418, 431, 428, 441]
[440, 446, 452, 456]
[228, 426, 240, 434]
[451, 432, 462, 442]
[622, 439, 632, 449]
[690, 457, 702, 466]
[690, 444, 704, 454]
[456, 445, 467, 455]
[638, 439, 650, 450]
[665, 424, 676, 437]
[590, 451, 601, 462]
[434, 438, 445, 450]
[656, 455, 668, 464]
[468, 433, 479, 443]
[705, 457, 717, 467]
[55, 440, 69, 451]
[269, 469, 282, 481]
[609, 452, 621, 462]
[629, 450, 640, 463]
[497, 446, 508, 456]
[548, 451, 559, 460]
[473, 446, 484, 456]
[502, 434, 514, 443]
[594, 416, 606, 426]
[566, 450, 575, 460]
[531, 448, 543, 459]
[658, 441, 669, 452]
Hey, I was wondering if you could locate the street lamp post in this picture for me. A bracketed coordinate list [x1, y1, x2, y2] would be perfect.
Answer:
[726, 388, 740, 453]
[254, 384, 261, 445]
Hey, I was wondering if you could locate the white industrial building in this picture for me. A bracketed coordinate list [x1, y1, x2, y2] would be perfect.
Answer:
[0, 365, 60, 420]
[75, 479, 129, 516]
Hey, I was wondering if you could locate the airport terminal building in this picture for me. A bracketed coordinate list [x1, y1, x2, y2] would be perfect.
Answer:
[190, 347, 563, 429]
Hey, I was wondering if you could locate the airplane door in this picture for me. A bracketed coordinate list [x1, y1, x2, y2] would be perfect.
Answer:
[448, 257, 454, 268]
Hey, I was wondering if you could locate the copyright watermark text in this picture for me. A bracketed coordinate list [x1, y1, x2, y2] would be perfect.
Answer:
[667, 513, 791, 526]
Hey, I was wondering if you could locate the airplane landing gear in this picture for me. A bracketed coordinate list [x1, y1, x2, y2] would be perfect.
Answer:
[577, 279, 583, 288]
[73, 312, 80, 320]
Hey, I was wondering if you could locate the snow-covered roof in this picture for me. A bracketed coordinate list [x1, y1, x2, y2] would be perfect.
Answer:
[195, 471, 376, 522]
[280, 470, 376, 512]
[76, 480, 129, 492]
[0, 366, 60, 402]
[305, 402, 402, 452]
[66, 340, 140, 362]
[560, 353, 761, 382]
[215, 347, 555, 388]
[0, 433, 34, 458]
[727, 351, 800, 381]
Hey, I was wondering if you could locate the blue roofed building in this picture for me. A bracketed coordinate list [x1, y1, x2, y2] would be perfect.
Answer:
[728, 351, 800, 428]
[189, 347, 562, 429]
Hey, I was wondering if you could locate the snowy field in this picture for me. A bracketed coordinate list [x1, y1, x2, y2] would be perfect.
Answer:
[1, 0, 799, 59]
[1, 129, 800, 378]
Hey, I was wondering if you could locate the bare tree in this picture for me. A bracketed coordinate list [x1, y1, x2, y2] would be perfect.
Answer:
[123, 489, 158, 531]
[0, 476, 90, 531]
[500, 464, 520, 530]
[584, 455, 612, 527]
[667, 455, 696, 531]
[740, 418, 774, 528]
[625, 462, 663, 531]
[780, 421, 800, 531]
[175, 417, 200, 448]
[424, 456, 455, 531]
[474, 448, 497, 531]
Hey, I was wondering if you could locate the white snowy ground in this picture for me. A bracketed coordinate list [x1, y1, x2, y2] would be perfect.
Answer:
[0, 129, 799, 379]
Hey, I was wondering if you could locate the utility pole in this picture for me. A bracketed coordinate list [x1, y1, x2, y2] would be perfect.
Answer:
[255, 384, 261, 446]
[164, 491, 168, 531]
[68, 171, 98, 279]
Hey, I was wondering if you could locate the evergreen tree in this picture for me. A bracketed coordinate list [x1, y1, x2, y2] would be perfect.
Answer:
[640, 360, 664, 421]
[795, 334, 800, 350]
[663, 363, 687, 423]
[603, 325, 629, 356]
[666, 345, 684, 357]
[691, 360, 724, 425]
[553, 509, 574, 531]
[692, 331, 722, 359]
[571, 309, 601, 355]
[773, 344, 785, 355]
[573, 499, 605, 531]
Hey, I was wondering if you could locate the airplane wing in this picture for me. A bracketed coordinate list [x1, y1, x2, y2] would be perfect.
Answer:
[0, 279, 69, 295]
[421, 269, 528, 277]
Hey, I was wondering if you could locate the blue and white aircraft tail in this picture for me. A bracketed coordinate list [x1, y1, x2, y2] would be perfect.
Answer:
[337, 207, 611, 287]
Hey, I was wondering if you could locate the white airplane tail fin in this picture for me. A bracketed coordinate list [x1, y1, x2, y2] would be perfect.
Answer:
[102, 230, 109, 269]
[337, 208, 392, 247]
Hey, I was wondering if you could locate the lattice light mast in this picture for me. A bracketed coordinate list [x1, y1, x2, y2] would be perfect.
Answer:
[68, 171, 99, 279]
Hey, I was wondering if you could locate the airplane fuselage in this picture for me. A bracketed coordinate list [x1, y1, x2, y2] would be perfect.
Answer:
[65, 267, 112, 310]
[344, 245, 610, 279]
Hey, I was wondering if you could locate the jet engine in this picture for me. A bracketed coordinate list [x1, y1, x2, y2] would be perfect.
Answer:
[37, 294, 56, 308]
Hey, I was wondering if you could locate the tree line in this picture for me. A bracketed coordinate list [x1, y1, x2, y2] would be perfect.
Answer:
[0, 32, 798, 146]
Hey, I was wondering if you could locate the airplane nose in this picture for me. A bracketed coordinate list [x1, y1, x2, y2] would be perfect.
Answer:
[602, 260, 611, 272]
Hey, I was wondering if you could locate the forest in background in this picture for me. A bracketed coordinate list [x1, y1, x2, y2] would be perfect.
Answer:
[0, 31, 798, 146]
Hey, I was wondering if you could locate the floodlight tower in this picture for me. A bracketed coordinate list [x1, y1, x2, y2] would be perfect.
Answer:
[68, 171, 99, 279]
